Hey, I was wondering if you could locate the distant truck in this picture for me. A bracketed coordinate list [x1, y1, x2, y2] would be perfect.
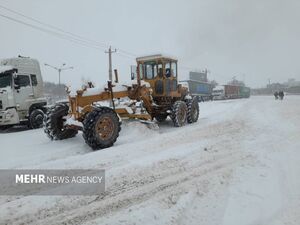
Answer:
[223, 84, 251, 99]
[239, 86, 251, 98]
[0, 56, 47, 129]
[181, 80, 213, 101]
[212, 85, 225, 100]
[224, 85, 240, 99]
[181, 71, 213, 101]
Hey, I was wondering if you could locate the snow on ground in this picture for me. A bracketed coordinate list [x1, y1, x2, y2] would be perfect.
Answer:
[0, 96, 299, 225]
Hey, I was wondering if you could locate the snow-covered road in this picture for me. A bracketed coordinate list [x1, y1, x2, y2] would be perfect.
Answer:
[0, 96, 299, 225]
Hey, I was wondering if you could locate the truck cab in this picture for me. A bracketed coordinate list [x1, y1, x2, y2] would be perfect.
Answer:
[0, 56, 47, 129]
[212, 85, 225, 100]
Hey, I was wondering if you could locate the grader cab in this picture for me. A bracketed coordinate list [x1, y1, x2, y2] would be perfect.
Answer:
[44, 54, 199, 150]
[135, 55, 199, 124]
[136, 55, 183, 98]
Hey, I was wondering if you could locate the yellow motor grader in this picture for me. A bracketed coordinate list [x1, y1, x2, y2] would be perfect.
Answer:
[44, 54, 199, 150]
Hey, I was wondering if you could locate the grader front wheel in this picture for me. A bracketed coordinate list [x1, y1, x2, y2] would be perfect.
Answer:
[171, 101, 187, 127]
[83, 107, 121, 150]
[186, 96, 199, 123]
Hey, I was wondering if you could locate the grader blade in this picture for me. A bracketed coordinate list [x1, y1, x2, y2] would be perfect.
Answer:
[139, 120, 159, 130]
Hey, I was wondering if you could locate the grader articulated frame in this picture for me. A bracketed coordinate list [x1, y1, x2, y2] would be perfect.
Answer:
[44, 54, 199, 150]
[68, 81, 153, 122]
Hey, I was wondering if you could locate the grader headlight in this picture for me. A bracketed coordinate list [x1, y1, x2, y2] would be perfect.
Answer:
[148, 88, 153, 95]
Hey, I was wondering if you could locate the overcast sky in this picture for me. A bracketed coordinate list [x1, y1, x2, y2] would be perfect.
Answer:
[0, 0, 300, 88]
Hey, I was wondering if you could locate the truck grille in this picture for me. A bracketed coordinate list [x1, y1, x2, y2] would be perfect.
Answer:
[0, 100, 2, 110]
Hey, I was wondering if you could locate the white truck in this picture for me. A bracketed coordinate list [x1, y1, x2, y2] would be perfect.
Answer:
[0, 56, 47, 129]
[212, 85, 225, 100]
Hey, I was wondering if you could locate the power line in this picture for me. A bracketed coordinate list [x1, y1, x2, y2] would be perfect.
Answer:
[0, 4, 203, 70]
[118, 49, 136, 58]
[0, 13, 108, 50]
[0, 12, 136, 60]
[0, 4, 109, 48]
[0, 4, 137, 59]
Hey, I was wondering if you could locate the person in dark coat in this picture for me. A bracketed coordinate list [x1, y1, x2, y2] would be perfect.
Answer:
[278, 91, 284, 100]
[274, 91, 279, 100]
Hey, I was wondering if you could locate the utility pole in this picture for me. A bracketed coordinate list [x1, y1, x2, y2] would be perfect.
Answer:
[105, 46, 117, 81]
[232, 76, 236, 84]
[44, 63, 73, 100]
[58, 69, 61, 86]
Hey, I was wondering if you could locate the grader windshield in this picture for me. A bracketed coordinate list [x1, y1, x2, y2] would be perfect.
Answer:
[137, 55, 178, 96]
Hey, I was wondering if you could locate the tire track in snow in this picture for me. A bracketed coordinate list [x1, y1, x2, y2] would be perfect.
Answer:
[2, 119, 251, 225]
[20, 155, 246, 225]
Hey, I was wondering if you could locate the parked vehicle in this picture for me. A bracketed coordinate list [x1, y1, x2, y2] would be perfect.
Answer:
[180, 71, 213, 101]
[212, 85, 225, 100]
[186, 80, 213, 101]
[224, 85, 240, 99]
[223, 84, 250, 99]
[0, 56, 47, 129]
[239, 86, 251, 98]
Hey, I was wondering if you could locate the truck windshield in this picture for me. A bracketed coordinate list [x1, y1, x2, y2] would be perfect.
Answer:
[0, 73, 12, 88]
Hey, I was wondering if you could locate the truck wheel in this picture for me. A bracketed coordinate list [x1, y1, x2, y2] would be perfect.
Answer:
[83, 107, 121, 150]
[186, 97, 199, 123]
[171, 101, 187, 127]
[0, 125, 12, 131]
[44, 103, 78, 140]
[29, 109, 45, 129]
[155, 114, 168, 122]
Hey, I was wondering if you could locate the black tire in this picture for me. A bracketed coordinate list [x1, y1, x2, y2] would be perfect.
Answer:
[44, 103, 78, 140]
[0, 125, 12, 131]
[29, 109, 45, 129]
[171, 101, 187, 127]
[186, 96, 199, 123]
[82, 107, 121, 150]
[155, 114, 168, 122]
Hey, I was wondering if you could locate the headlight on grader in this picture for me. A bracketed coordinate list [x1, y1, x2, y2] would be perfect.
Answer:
[149, 88, 153, 95]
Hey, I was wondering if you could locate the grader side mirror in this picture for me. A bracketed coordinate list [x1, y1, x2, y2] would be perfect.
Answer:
[130, 65, 137, 80]
[114, 69, 119, 83]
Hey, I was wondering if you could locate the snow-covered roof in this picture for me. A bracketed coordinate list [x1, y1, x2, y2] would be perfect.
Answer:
[0, 65, 14, 74]
[214, 85, 224, 89]
[136, 54, 177, 62]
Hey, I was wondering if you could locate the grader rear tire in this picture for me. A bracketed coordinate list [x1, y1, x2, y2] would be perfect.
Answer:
[186, 96, 199, 123]
[44, 103, 78, 140]
[83, 107, 121, 150]
[171, 101, 187, 127]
